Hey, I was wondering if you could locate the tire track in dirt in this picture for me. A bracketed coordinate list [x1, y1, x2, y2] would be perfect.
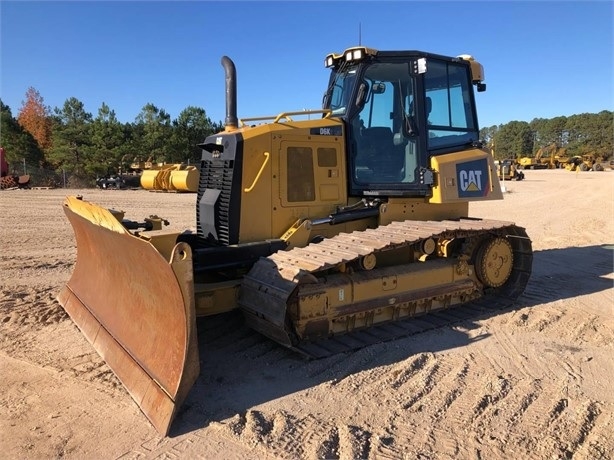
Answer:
[212, 410, 373, 460]
[314, 346, 549, 458]
[387, 357, 473, 458]
[322, 350, 436, 399]
[1, 286, 67, 330]
[320, 352, 477, 458]
[514, 304, 612, 349]
[571, 405, 614, 460]
[503, 388, 605, 458]
[519, 306, 564, 333]
[409, 373, 609, 459]
[61, 353, 121, 390]
[530, 400, 604, 459]
[501, 302, 612, 403]
[304, 341, 387, 384]
[520, 274, 568, 304]
[411, 355, 519, 456]
[569, 296, 614, 346]
[308, 350, 445, 424]
[475, 378, 544, 455]
[304, 353, 352, 380]
[423, 359, 501, 429]
[3, 259, 73, 272]
[370, 424, 417, 459]
[397, 356, 449, 411]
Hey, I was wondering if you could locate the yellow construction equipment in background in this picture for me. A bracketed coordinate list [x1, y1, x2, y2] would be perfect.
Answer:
[564, 153, 604, 172]
[140, 163, 199, 192]
[519, 143, 573, 170]
[494, 159, 525, 181]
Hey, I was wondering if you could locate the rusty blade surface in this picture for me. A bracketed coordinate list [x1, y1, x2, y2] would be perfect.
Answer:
[57, 197, 199, 436]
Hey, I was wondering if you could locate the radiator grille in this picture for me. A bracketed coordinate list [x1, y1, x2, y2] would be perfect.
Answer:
[197, 159, 235, 245]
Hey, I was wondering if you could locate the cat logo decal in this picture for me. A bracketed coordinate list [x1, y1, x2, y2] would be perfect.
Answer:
[456, 159, 490, 197]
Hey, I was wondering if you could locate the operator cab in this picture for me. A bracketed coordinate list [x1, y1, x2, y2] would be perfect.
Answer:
[323, 47, 486, 198]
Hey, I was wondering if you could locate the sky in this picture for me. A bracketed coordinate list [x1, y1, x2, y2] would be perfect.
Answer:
[1, 1, 612, 129]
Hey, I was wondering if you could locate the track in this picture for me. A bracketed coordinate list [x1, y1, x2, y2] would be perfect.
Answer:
[240, 218, 533, 358]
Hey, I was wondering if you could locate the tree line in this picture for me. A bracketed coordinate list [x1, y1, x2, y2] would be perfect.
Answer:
[1, 87, 612, 187]
[479, 111, 613, 160]
[1, 87, 223, 186]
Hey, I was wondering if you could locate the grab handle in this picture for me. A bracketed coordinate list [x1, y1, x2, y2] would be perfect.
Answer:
[244, 152, 270, 192]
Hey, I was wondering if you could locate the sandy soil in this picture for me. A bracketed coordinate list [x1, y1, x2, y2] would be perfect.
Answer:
[1, 168, 613, 460]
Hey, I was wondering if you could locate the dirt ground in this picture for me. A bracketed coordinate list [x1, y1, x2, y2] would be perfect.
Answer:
[1, 168, 613, 460]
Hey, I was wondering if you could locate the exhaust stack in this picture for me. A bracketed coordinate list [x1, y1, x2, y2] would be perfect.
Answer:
[221, 56, 238, 130]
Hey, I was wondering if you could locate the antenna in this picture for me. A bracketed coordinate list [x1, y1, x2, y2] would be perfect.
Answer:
[358, 22, 362, 45]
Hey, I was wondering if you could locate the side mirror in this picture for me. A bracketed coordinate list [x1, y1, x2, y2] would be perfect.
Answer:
[371, 82, 386, 94]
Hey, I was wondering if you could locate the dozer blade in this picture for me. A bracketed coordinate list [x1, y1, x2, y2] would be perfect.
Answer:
[57, 196, 199, 436]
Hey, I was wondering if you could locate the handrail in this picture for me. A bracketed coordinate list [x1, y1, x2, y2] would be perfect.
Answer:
[239, 109, 332, 127]
[244, 152, 270, 192]
[273, 109, 332, 123]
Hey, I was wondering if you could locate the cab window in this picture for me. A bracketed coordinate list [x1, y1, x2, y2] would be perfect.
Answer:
[352, 62, 418, 185]
[425, 60, 478, 150]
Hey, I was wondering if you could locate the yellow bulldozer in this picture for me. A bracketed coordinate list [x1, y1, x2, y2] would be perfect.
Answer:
[494, 159, 524, 181]
[58, 47, 533, 435]
[564, 153, 604, 172]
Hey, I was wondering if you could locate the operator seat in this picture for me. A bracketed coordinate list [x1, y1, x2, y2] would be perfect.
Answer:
[362, 126, 394, 150]
[360, 127, 404, 182]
